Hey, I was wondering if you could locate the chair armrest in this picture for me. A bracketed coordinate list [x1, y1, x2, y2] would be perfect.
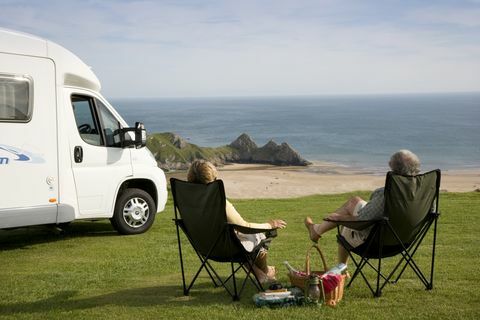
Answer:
[231, 224, 278, 238]
[231, 224, 279, 254]
[428, 211, 440, 218]
[324, 217, 384, 231]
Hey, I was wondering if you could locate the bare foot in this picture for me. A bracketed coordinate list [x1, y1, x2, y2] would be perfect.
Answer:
[304, 216, 321, 243]
[252, 265, 270, 284]
[253, 265, 278, 284]
[265, 266, 277, 281]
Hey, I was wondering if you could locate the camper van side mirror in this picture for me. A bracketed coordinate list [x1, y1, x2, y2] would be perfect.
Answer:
[116, 123, 146, 149]
[134, 122, 147, 148]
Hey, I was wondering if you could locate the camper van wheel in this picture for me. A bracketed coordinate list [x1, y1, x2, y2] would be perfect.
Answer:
[111, 188, 156, 235]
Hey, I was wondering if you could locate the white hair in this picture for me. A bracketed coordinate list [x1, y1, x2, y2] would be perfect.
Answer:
[389, 150, 420, 175]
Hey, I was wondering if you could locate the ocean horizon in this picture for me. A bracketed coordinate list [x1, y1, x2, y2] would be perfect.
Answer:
[111, 92, 480, 173]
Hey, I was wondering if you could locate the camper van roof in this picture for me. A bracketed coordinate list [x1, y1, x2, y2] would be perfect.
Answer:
[0, 28, 101, 92]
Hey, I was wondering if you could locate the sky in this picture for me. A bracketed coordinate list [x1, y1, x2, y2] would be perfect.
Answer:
[1, 0, 479, 98]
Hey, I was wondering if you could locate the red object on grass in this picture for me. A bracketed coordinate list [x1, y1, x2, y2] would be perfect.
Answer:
[321, 274, 341, 293]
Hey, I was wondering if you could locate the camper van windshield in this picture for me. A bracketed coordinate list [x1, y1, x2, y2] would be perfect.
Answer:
[0, 74, 32, 122]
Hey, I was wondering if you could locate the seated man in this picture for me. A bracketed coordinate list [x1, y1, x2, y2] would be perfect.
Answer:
[187, 160, 287, 283]
[304, 149, 421, 265]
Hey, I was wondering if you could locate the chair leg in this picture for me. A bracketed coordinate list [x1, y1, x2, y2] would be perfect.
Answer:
[392, 219, 431, 283]
[428, 216, 439, 290]
[375, 256, 382, 297]
[346, 252, 362, 287]
[387, 223, 431, 289]
[175, 222, 188, 295]
[231, 262, 239, 301]
[375, 224, 384, 298]
[203, 260, 220, 287]
[241, 260, 263, 291]
[342, 226, 381, 297]
[222, 261, 259, 300]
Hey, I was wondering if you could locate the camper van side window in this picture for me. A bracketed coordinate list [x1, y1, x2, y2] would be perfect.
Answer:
[0, 74, 32, 122]
[96, 99, 122, 147]
[71, 95, 103, 146]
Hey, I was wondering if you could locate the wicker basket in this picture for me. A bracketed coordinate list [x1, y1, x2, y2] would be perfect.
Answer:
[287, 244, 347, 307]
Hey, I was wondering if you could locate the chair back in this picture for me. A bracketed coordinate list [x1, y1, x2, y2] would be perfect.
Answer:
[383, 169, 440, 246]
[171, 178, 244, 261]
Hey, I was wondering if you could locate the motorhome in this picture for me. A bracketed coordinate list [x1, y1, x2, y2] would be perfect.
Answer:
[0, 29, 168, 234]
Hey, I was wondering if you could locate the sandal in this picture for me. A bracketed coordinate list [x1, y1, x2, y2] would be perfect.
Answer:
[304, 216, 321, 243]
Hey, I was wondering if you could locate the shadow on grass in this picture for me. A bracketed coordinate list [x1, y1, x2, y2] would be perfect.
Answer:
[0, 283, 251, 315]
[0, 221, 118, 250]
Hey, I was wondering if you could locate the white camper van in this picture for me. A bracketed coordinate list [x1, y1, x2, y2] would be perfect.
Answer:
[0, 29, 168, 234]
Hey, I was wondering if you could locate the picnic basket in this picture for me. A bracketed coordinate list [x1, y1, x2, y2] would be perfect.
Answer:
[287, 243, 347, 307]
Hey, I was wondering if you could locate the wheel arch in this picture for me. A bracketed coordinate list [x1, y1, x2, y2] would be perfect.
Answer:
[115, 178, 158, 212]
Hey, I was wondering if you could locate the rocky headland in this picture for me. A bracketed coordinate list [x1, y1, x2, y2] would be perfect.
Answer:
[147, 132, 311, 171]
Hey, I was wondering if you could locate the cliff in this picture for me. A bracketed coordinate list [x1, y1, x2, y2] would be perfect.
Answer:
[147, 132, 311, 171]
[229, 134, 311, 166]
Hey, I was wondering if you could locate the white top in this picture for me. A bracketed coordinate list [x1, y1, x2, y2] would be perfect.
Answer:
[225, 199, 271, 229]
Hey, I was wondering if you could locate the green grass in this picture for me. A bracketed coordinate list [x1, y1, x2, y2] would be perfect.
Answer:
[1, 192, 479, 319]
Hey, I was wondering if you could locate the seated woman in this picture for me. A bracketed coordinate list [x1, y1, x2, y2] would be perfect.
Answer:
[187, 160, 287, 283]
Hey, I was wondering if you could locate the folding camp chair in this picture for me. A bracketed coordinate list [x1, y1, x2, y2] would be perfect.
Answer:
[171, 178, 277, 301]
[326, 169, 441, 297]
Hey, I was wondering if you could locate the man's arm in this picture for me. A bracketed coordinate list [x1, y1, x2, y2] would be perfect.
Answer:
[357, 188, 385, 221]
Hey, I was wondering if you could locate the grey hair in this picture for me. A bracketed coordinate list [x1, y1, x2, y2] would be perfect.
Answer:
[389, 150, 420, 175]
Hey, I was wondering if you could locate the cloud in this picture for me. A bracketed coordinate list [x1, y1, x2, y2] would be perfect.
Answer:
[0, 0, 479, 97]
[409, 5, 480, 27]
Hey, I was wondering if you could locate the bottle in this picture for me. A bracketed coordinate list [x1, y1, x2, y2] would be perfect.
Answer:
[306, 275, 321, 304]
[323, 263, 347, 276]
[283, 261, 300, 274]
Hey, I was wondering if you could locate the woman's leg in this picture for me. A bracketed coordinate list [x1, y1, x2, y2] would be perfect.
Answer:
[255, 250, 268, 273]
[253, 250, 276, 282]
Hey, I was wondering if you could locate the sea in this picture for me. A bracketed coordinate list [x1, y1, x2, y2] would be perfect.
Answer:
[112, 92, 480, 173]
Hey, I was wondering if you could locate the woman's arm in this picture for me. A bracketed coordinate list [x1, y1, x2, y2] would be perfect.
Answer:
[226, 200, 286, 229]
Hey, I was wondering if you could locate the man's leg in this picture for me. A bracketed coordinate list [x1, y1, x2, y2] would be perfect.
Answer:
[305, 196, 365, 240]
[338, 243, 349, 264]
[332, 196, 365, 217]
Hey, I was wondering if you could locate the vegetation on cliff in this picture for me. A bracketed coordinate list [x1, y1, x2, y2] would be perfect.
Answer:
[147, 132, 311, 171]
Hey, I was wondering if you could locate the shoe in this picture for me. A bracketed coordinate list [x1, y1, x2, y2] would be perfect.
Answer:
[304, 216, 321, 243]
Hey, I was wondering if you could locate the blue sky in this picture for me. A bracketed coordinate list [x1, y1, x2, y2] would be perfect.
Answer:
[1, 0, 479, 98]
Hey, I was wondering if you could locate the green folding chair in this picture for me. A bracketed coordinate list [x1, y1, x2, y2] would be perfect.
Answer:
[171, 178, 277, 301]
[326, 169, 441, 297]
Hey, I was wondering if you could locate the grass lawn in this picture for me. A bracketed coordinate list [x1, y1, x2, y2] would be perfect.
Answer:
[0, 191, 479, 319]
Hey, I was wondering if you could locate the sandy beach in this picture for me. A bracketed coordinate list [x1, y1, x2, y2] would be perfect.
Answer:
[167, 162, 480, 199]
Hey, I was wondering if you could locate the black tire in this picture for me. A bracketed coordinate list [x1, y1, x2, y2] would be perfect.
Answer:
[111, 188, 156, 235]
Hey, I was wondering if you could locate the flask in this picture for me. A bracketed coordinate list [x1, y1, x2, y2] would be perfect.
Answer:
[283, 261, 300, 274]
[306, 275, 321, 304]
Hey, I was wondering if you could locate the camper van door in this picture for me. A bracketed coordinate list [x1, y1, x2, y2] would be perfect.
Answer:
[67, 90, 132, 217]
[0, 53, 59, 227]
